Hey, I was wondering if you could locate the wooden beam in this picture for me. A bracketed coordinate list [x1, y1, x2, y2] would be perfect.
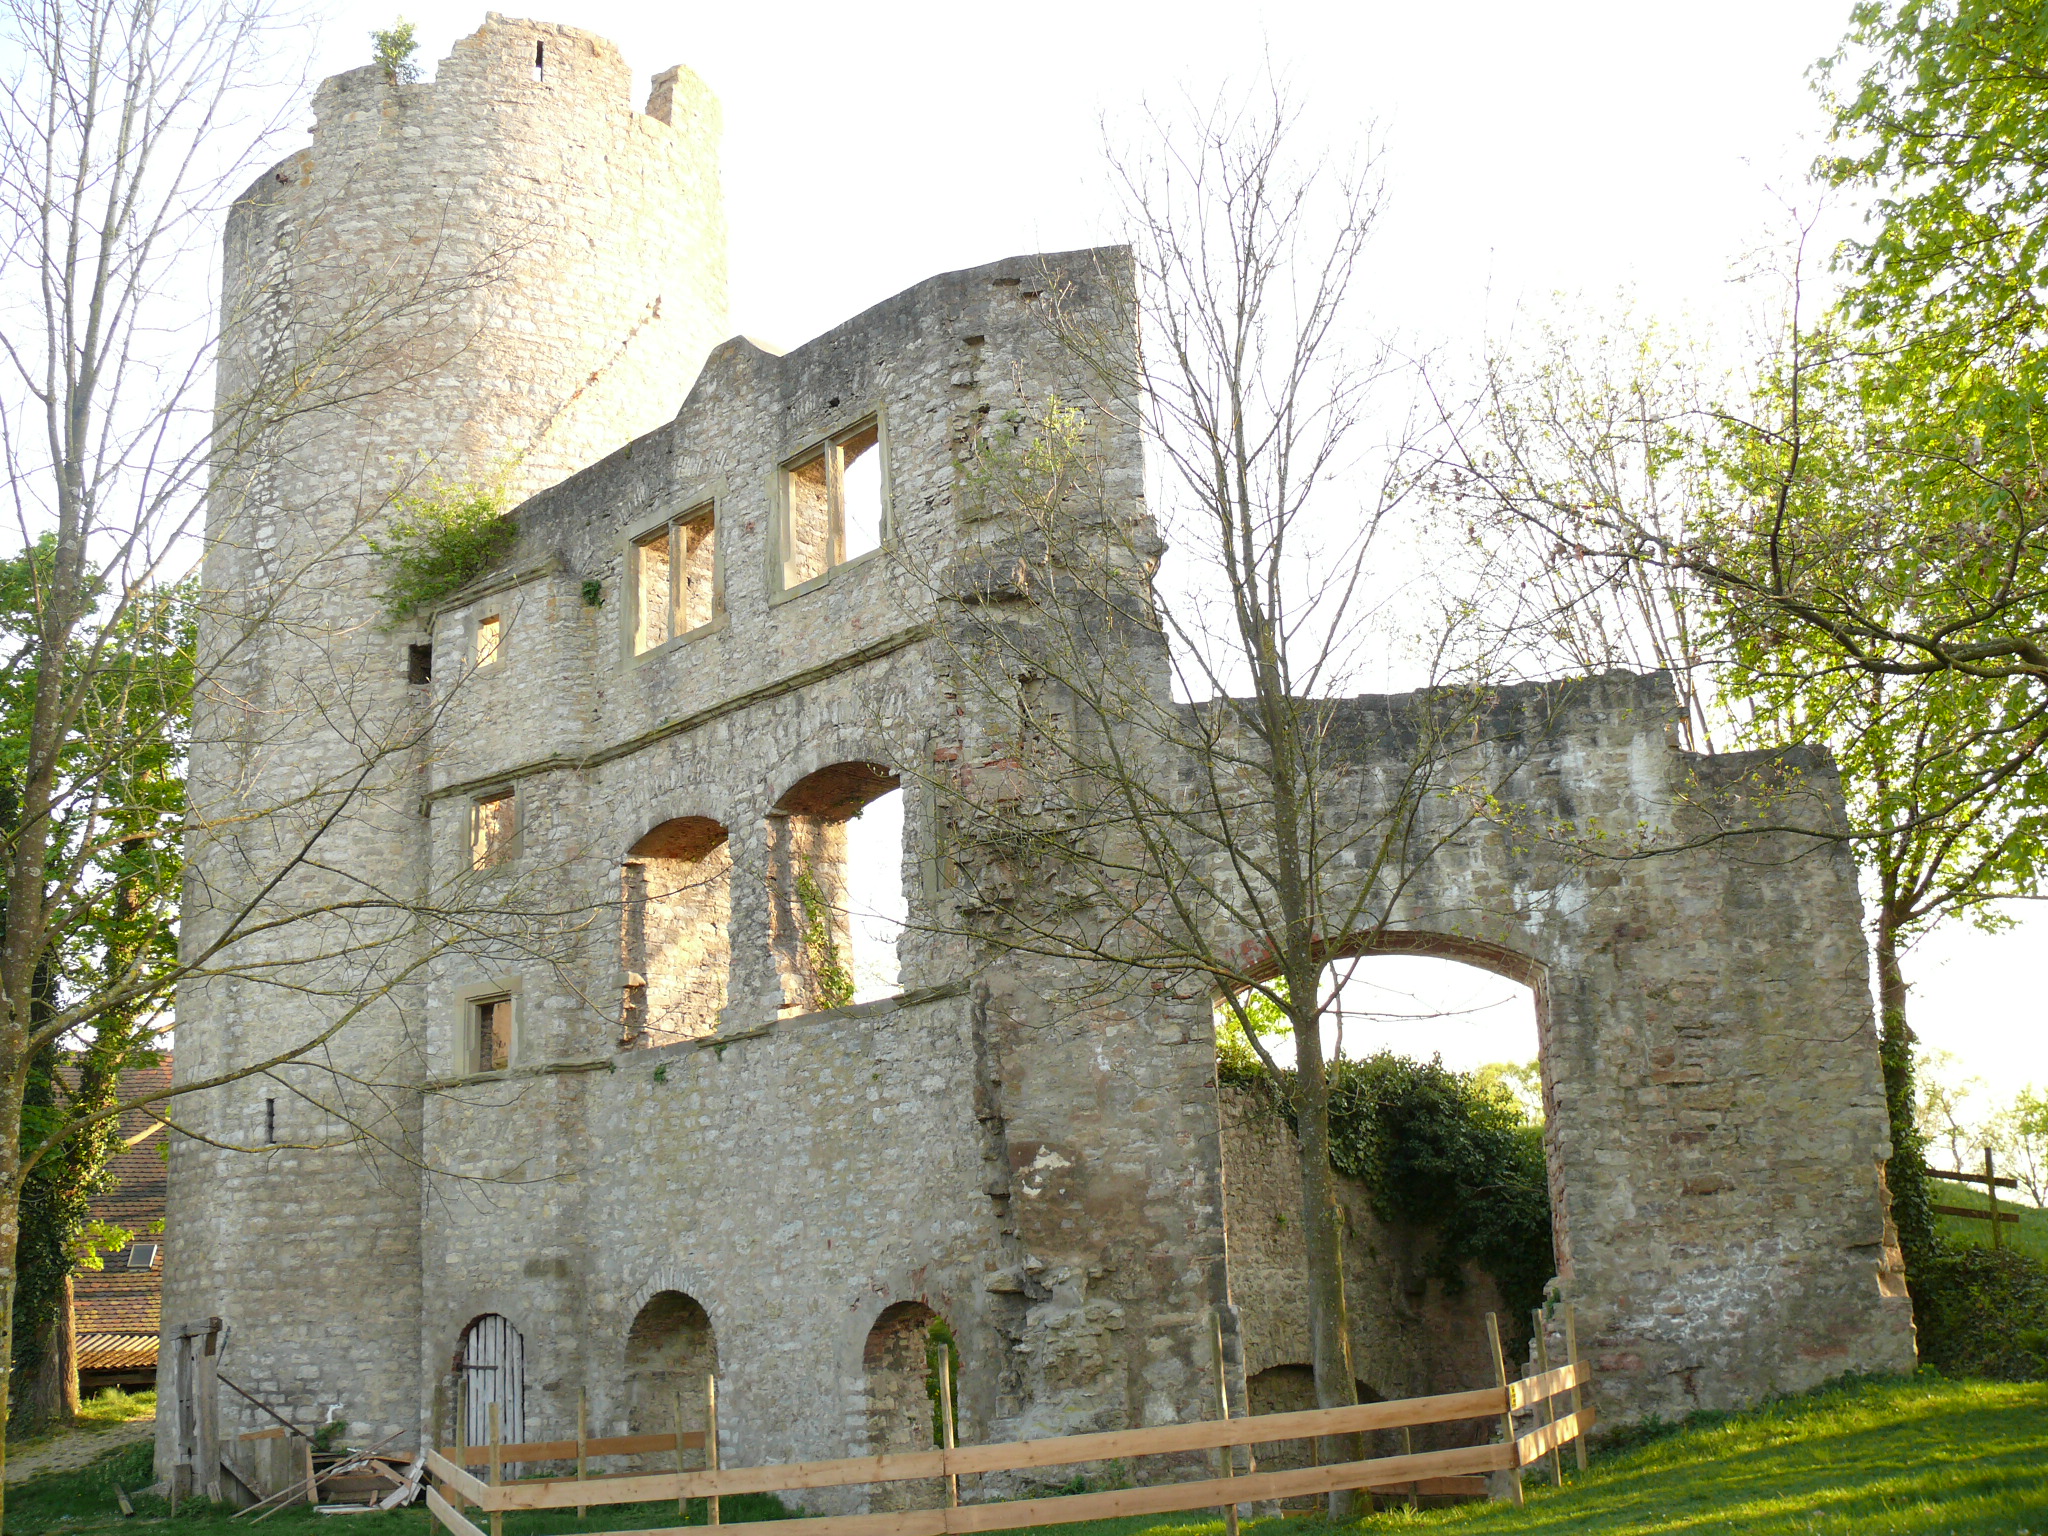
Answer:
[531, 1444, 1515, 1536]
[1516, 1406, 1597, 1466]
[1926, 1168, 2018, 1190]
[428, 1487, 490, 1536]
[1505, 1359, 1586, 1412]
[470, 1388, 1515, 1512]
[1932, 1204, 2021, 1224]
[426, 1448, 490, 1507]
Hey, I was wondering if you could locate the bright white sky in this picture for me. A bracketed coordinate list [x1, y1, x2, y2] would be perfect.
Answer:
[279, 0, 2044, 1098]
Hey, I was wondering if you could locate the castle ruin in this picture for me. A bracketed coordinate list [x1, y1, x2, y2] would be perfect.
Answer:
[161, 14, 1918, 1502]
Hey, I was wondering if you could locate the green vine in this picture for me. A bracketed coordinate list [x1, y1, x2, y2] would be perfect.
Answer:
[795, 859, 854, 1009]
[371, 19, 420, 83]
[364, 478, 517, 625]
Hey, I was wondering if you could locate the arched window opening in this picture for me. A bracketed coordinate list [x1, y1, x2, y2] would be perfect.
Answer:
[621, 817, 731, 1046]
[861, 1302, 956, 1511]
[768, 763, 903, 1014]
[457, 1314, 526, 1449]
[1218, 944, 1555, 1376]
[1245, 1365, 1394, 1476]
[623, 1291, 718, 1472]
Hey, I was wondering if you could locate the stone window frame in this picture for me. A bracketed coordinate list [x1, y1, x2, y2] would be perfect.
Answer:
[624, 495, 726, 661]
[770, 408, 892, 603]
[470, 787, 520, 871]
[453, 976, 524, 1077]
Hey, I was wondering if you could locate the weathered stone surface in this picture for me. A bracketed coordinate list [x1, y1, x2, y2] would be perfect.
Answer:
[164, 13, 1914, 1500]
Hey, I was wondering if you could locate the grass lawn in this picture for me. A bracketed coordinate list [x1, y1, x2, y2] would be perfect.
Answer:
[8, 1374, 2044, 1536]
[1932, 1184, 2048, 1263]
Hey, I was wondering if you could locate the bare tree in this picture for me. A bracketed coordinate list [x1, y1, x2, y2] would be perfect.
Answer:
[892, 93, 1554, 1513]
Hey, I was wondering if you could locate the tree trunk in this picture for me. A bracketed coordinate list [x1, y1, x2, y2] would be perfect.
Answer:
[1290, 1009, 1360, 1518]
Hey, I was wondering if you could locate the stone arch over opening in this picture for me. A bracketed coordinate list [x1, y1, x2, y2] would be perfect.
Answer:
[457, 1313, 526, 1447]
[768, 761, 902, 1014]
[623, 1290, 718, 1467]
[621, 815, 731, 1046]
[861, 1300, 953, 1509]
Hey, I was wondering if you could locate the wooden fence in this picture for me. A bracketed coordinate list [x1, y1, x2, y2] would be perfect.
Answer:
[1929, 1151, 2021, 1250]
[425, 1312, 1594, 1536]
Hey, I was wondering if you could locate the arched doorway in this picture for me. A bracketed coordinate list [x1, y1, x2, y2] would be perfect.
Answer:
[457, 1314, 526, 1448]
[620, 816, 731, 1046]
[624, 1291, 718, 1471]
[861, 1301, 955, 1510]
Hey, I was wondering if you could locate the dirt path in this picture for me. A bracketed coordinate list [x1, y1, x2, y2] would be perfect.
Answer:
[6, 1415, 155, 1483]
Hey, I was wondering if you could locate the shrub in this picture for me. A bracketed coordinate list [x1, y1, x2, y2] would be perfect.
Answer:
[364, 480, 517, 625]
[1912, 1238, 2048, 1380]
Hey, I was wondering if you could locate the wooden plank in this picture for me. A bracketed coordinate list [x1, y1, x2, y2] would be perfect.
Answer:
[426, 1448, 491, 1507]
[546, 1445, 1515, 1536]
[238, 1428, 290, 1444]
[440, 1431, 700, 1467]
[1927, 1168, 2019, 1189]
[1361, 1475, 1487, 1497]
[474, 1389, 1514, 1512]
[1505, 1359, 1585, 1412]
[428, 1486, 489, 1536]
[1932, 1204, 2021, 1224]
[1516, 1406, 1597, 1465]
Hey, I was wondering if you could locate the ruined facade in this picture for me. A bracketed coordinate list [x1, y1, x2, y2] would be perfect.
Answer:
[162, 14, 1917, 1500]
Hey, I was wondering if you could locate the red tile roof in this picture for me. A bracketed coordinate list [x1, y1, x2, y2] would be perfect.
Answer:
[72, 1057, 171, 1344]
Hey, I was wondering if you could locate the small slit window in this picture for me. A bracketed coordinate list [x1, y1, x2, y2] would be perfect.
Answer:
[471, 790, 517, 870]
[533, 42, 545, 82]
[779, 419, 884, 591]
[408, 643, 433, 685]
[475, 614, 504, 669]
[474, 996, 513, 1073]
[632, 504, 719, 654]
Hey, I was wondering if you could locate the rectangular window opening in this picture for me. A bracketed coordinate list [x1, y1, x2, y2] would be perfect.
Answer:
[533, 42, 545, 81]
[634, 530, 672, 652]
[472, 790, 516, 870]
[779, 417, 884, 593]
[408, 643, 433, 685]
[476, 614, 503, 669]
[839, 424, 883, 562]
[264, 1097, 276, 1144]
[677, 508, 717, 634]
[475, 996, 513, 1073]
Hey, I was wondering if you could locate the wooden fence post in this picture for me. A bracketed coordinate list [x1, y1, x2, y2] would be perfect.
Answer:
[302, 1435, 317, 1509]
[1209, 1312, 1240, 1536]
[674, 1392, 688, 1517]
[936, 1348, 958, 1510]
[1484, 1312, 1523, 1508]
[1987, 1148, 2004, 1252]
[488, 1402, 503, 1536]
[1563, 1301, 1588, 1473]
[706, 1375, 721, 1528]
[1533, 1308, 1563, 1488]
[576, 1387, 588, 1520]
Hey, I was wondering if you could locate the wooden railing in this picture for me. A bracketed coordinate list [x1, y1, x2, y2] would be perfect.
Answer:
[425, 1342, 1593, 1536]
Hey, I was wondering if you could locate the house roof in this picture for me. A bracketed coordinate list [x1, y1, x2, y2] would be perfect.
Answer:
[72, 1056, 171, 1342]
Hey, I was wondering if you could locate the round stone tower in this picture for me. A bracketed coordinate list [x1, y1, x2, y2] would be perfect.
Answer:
[164, 14, 728, 1468]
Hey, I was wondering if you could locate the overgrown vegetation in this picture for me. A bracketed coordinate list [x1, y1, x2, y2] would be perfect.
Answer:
[1219, 1020, 1552, 1328]
[363, 480, 517, 625]
[795, 860, 853, 1009]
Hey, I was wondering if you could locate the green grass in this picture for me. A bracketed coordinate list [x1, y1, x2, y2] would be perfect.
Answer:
[6, 1376, 2044, 1536]
[7, 1387, 156, 1464]
[1932, 1184, 2048, 1262]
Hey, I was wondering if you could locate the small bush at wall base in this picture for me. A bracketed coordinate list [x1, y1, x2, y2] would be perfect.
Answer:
[1911, 1237, 2048, 1380]
[366, 481, 518, 624]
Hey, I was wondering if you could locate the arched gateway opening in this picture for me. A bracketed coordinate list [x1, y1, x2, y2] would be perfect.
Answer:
[620, 817, 731, 1046]
[457, 1314, 526, 1448]
[624, 1291, 718, 1470]
[862, 1301, 957, 1510]
[1219, 936, 1556, 1406]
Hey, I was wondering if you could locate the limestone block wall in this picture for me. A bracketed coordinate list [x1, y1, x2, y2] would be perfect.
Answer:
[1290, 674, 1918, 1422]
[165, 14, 730, 1474]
